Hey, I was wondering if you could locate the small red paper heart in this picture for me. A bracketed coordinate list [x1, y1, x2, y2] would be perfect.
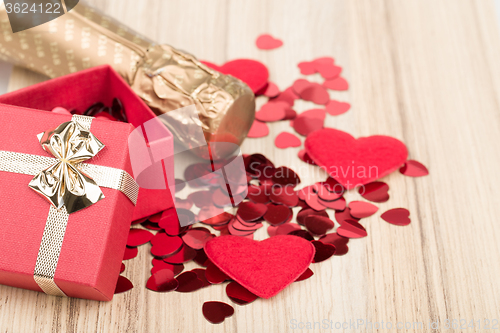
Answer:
[114, 275, 133, 294]
[205, 235, 315, 298]
[255, 101, 288, 122]
[127, 228, 154, 247]
[305, 128, 408, 189]
[349, 201, 379, 218]
[359, 181, 390, 203]
[311, 240, 336, 263]
[323, 77, 349, 91]
[256, 34, 283, 50]
[298, 61, 316, 75]
[275, 132, 301, 149]
[248, 120, 269, 139]
[381, 208, 411, 226]
[203, 301, 234, 324]
[146, 269, 178, 292]
[263, 82, 280, 98]
[325, 100, 350, 116]
[337, 220, 367, 238]
[293, 109, 326, 136]
[202, 59, 269, 94]
[399, 160, 429, 177]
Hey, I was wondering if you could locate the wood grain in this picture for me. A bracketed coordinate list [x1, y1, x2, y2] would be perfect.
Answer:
[3, 0, 500, 331]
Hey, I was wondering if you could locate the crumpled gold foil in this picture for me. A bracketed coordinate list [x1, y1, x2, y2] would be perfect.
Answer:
[0, 2, 255, 159]
[29, 119, 105, 214]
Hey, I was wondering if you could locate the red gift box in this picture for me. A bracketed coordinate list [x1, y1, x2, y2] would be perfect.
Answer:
[0, 105, 136, 300]
[0, 65, 174, 221]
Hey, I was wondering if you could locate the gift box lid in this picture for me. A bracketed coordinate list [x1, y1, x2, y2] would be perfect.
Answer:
[0, 104, 135, 301]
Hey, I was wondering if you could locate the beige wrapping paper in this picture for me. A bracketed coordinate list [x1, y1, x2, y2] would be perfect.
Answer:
[0, 1, 255, 159]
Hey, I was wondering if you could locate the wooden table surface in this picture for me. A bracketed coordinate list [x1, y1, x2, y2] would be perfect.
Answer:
[2, 0, 500, 332]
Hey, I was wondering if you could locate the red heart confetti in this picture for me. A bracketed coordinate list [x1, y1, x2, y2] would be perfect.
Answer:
[226, 281, 258, 305]
[297, 208, 329, 226]
[176, 271, 205, 293]
[381, 208, 411, 226]
[248, 120, 269, 138]
[323, 77, 349, 91]
[151, 259, 184, 275]
[237, 202, 268, 222]
[263, 81, 280, 98]
[359, 182, 390, 203]
[337, 220, 367, 239]
[182, 229, 215, 250]
[348, 201, 379, 219]
[127, 228, 154, 247]
[114, 276, 133, 294]
[256, 34, 283, 50]
[319, 233, 349, 256]
[334, 207, 359, 225]
[123, 246, 138, 260]
[311, 241, 336, 263]
[304, 215, 335, 235]
[299, 84, 330, 105]
[202, 301, 234, 324]
[295, 268, 314, 282]
[298, 61, 316, 75]
[275, 132, 301, 149]
[298, 149, 317, 165]
[205, 261, 230, 284]
[150, 233, 183, 258]
[163, 244, 197, 264]
[293, 109, 326, 136]
[263, 203, 292, 226]
[399, 160, 429, 177]
[325, 100, 350, 116]
[146, 269, 178, 292]
[255, 101, 288, 122]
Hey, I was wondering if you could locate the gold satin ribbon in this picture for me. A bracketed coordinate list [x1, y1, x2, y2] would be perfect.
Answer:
[0, 115, 138, 296]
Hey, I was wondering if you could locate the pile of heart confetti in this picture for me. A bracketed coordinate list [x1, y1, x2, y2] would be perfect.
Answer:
[115, 33, 429, 325]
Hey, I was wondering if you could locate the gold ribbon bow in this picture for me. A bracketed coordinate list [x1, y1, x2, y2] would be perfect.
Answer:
[29, 120, 105, 214]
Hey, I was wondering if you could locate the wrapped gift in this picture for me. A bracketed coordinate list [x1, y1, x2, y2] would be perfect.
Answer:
[0, 104, 140, 300]
[0, 1, 255, 159]
[0, 65, 175, 221]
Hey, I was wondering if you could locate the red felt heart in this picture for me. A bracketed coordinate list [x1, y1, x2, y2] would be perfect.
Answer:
[204, 235, 315, 298]
[201, 59, 269, 94]
[305, 128, 408, 189]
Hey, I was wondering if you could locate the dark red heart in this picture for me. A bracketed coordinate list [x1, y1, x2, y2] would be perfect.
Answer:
[202, 301, 234, 324]
[204, 235, 315, 298]
[305, 128, 408, 189]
